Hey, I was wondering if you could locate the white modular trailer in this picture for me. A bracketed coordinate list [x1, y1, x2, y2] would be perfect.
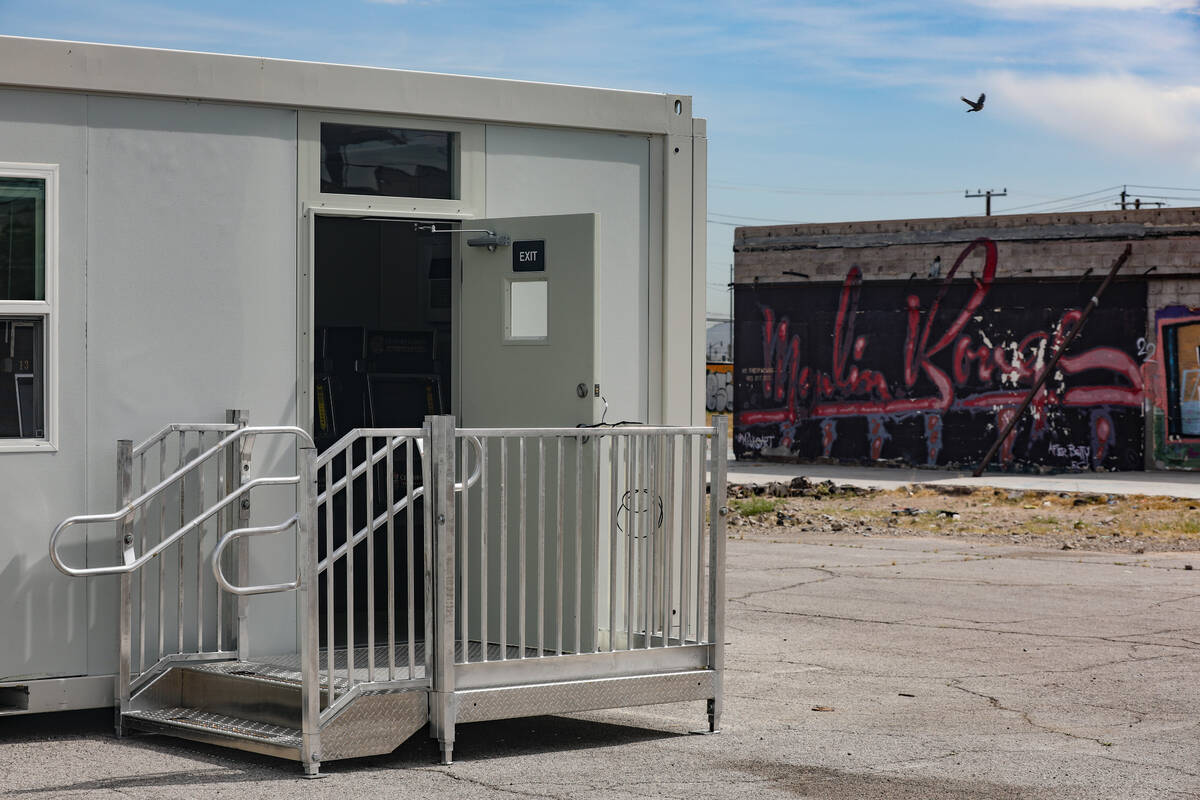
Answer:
[0, 33, 714, 760]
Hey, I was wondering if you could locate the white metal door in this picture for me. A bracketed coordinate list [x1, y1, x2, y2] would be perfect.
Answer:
[459, 213, 601, 427]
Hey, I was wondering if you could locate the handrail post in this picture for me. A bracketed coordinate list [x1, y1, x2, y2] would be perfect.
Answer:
[227, 409, 251, 659]
[429, 415, 457, 765]
[296, 443, 323, 777]
[707, 416, 728, 733]
[115, 439, 133, 737]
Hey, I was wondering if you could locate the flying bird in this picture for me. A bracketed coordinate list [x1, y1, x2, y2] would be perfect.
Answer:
[961, 93, 985, 112]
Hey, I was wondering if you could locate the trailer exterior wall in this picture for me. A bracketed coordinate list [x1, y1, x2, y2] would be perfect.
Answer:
[0, 36, 706, 704]
[82, 95, 300, 671]
[0, 88, 87, 686]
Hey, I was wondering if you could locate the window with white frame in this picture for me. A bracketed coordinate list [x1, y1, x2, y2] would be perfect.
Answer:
[0, 163, 56, 449]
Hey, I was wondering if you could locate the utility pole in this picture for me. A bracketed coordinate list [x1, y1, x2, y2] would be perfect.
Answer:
[727, 263, 734, 362]
[1115, 187, 1165, 211]
[965, 188, 1007, 216]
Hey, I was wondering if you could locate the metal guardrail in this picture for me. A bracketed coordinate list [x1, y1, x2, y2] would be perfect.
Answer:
[447, 425, 721, 665]
[49, 413, 727, 771]
[48, 415, 316, 741]
[310, 428, 484, 713]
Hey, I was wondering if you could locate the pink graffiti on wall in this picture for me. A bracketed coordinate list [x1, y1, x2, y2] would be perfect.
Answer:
[740, 238, 1144, 463]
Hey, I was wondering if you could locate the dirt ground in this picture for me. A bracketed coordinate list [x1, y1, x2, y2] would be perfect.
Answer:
[726, 478, 1200, 555]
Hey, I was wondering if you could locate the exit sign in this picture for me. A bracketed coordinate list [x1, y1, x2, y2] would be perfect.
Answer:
[513, 240, 545, 272]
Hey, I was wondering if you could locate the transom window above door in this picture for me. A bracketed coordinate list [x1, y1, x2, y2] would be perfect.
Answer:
[321, 123, 454, 199]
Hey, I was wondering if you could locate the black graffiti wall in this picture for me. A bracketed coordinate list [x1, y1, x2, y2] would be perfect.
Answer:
[733, 239, 1148, 472]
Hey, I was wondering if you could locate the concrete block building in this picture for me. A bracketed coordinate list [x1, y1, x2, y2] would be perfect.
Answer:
[732, 208, 1200, 472]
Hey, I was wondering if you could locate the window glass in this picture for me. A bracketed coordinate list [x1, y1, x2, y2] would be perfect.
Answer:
[0, 317, 44, 438]
[0, 177, 45, 301]
[321, 123, 454, 199]
[509, 280, 548, 339]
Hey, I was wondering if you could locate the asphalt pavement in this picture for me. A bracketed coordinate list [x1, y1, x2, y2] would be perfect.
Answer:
[3, 534, 1198, 799]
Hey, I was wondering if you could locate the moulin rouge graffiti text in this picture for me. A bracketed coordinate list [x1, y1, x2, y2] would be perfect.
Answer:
[740, 238, 1143, 465]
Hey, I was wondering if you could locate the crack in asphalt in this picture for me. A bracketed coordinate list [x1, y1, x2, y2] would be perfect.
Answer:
[1093, 754, 1200, 781]
[946, 680, 1115, 746]
[424, 766, 568, 799]
[731, 600, 1200, 653]
[728, 568, 837, 602]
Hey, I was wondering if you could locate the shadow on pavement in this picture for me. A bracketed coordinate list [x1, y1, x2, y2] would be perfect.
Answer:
[2, 708, 686, 792]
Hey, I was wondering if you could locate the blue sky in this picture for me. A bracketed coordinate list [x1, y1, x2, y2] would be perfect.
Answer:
[3, 0, 1199, 317]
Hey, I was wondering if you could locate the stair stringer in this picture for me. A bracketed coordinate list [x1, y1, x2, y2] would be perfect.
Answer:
[318, 687, 429, 761]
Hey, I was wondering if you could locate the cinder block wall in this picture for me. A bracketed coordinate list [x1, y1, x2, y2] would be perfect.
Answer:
[732, 207, 1200, 471]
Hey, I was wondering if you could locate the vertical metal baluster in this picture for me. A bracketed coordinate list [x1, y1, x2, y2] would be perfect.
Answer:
[699, 434, 709, 644]
[365, 436, 375, 683]
[681, 436, 693, 645]
[574, 433, 583, 655]
[592, 433, 601, 653]
[460, 435, 470, 663]
[216, 438, 226, 653]
[386, 437, 396, 681]
[422, 425, 434, 682]
[662, 436, 675, 647]
[197, 431, 205, 653]
[643, 434, 655, 649]
[177, 431, 185, 656]
[138, 451, 147, 673]
[479, 438, 489, 663]
[624, 435, 635, 650]
[536, 437, 545, 657]
[608, 435, 618, 653]
[406, 438, 416, 679]
[345, 447, 354, 688]
[499, 438, 508, 660]
[325, 462, 335, 702]
[518, 437, 526, 658]
[158, 438, 166, 662]
[555, 437, 564, 656]
[456, 438, 465, 662]
[653, 434, 663, 646]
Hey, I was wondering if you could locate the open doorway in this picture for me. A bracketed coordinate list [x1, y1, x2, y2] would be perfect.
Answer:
[313, 215, 454, 653]
[313, 216, 452, 445]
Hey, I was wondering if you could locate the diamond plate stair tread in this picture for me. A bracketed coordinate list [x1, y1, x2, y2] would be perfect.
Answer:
[124, 706, 303, 748]
[186, 640, 549, 689]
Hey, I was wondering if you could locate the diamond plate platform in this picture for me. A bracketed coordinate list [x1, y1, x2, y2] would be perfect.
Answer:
[187, 640, 554, 689]
[456, 669, 716, 723]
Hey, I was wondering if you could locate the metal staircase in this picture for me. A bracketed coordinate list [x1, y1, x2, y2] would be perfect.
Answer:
[50, 411, 728, 776]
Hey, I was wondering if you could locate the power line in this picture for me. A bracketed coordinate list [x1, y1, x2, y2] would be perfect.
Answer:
[1126, 193, 1200, 202]
[994, 185, 1123, 214]
[1126, 184, 1200, 193]
[710, 181, 962, 197]
[709, 211, 801, 223]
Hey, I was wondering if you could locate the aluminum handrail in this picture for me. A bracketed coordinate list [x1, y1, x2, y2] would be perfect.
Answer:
[51, 475, 299, 577]
[315, 432, 423, 503]
[315, 432, 483, 573]
[212, 514, 302, 595]
[49, 426, 314, 578]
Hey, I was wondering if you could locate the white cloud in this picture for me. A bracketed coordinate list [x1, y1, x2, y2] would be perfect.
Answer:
[989, 71, 1200, 164]
[970, 0, 1195, 10]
